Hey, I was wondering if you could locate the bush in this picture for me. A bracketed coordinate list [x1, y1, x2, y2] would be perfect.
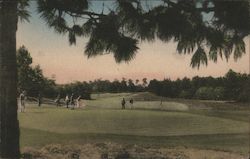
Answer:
[179, 90, 193, 99]
[237, 80, 250, 102]
[195, 87, 214, 100]
[213, 87, 225, 100]
[195, 87, 225, 100]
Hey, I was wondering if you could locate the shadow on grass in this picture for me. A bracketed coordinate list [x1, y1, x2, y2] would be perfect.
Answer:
[20, 127, 249, 155]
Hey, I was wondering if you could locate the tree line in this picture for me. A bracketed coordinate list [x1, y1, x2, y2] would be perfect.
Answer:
[17, 46, 148, 99]
[1, 0, 249, 157]
[148, 70, 250, 102]
[18, 46, 250, 102]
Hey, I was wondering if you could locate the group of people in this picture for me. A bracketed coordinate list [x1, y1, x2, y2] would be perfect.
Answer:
[19, 91, 135, 112]
[121, 98, 134, 109]
[18, 90, 84, 112]
[55, 93, 83, 109]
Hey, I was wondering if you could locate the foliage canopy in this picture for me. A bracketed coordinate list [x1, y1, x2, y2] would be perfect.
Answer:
[18, 0, 250, 68]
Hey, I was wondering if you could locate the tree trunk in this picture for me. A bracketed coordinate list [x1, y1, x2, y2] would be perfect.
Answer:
[0, 0, 20, 158]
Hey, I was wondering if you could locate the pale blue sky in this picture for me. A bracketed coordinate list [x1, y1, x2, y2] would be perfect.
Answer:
[16, 1, 249, 83]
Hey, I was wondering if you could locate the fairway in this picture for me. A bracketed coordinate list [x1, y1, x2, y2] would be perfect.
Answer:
[19, 93, 250, 156]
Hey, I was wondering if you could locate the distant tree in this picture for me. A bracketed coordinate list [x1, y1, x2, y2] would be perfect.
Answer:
[148, 69, 248, 101]
[162, 79, 175, 97]
[142, 78, 148, 87]
[194, 87, 224, 100]
[17, 46, 47, 97]
[135, 79, 140, 85]
[148, 79, 162, 96]
[17, 46, 33, 92]
[176, 77, 193, 98]
[179, 90, 192, 99]
[112, 79, 121, 92]
[224, 69, 241, 100]
[0, 0, 249, 157]
[128, 79, 136, 92]
[213, 87, 225, 100]
[195, 87, 214, 100]
[238, 77, 250, 102]
[29, 65, 45, 96]
[43, 78, 57, 98]
[180, 77, 192, 90]
[121, 77, 128, 92]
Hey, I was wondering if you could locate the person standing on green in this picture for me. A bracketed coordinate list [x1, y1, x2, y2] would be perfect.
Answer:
[20, 91, 26, 112]
[129, 98, 134, 109]
[70, 93, 75, 109]
[121, 98, 126, 109]
[55, 93, 61, 106]
[76, 95, 81, 108]
[38, 93, 42, 107]
[65, 94, 70, 108]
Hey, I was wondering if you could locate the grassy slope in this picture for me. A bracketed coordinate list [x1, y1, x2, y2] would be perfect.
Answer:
[19, 93, 250, 154]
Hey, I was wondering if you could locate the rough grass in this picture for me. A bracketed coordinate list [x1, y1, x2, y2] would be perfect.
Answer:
[21, 143, 246, 159]
[21, 128, 249, 154]
[19, 92, 250, 157]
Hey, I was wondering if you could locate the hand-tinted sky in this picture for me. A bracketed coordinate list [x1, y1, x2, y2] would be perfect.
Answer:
[16, 1, 249, 84]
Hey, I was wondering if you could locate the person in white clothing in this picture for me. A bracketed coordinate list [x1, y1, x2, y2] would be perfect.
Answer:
[65, 94, 70, 108]
[76, 95, 81, 108]
[20, 91, 26, 112]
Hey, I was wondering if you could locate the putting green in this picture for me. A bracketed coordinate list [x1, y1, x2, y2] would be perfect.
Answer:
[18, 93, 250, 154]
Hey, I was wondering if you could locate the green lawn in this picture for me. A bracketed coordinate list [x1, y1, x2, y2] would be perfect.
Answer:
[19, 93, 250, 155]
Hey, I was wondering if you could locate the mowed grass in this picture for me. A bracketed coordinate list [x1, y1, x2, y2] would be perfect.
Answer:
[19, 93, 250, 154]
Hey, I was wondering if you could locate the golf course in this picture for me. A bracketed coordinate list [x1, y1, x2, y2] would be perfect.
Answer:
[19, 92, 250, 158]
